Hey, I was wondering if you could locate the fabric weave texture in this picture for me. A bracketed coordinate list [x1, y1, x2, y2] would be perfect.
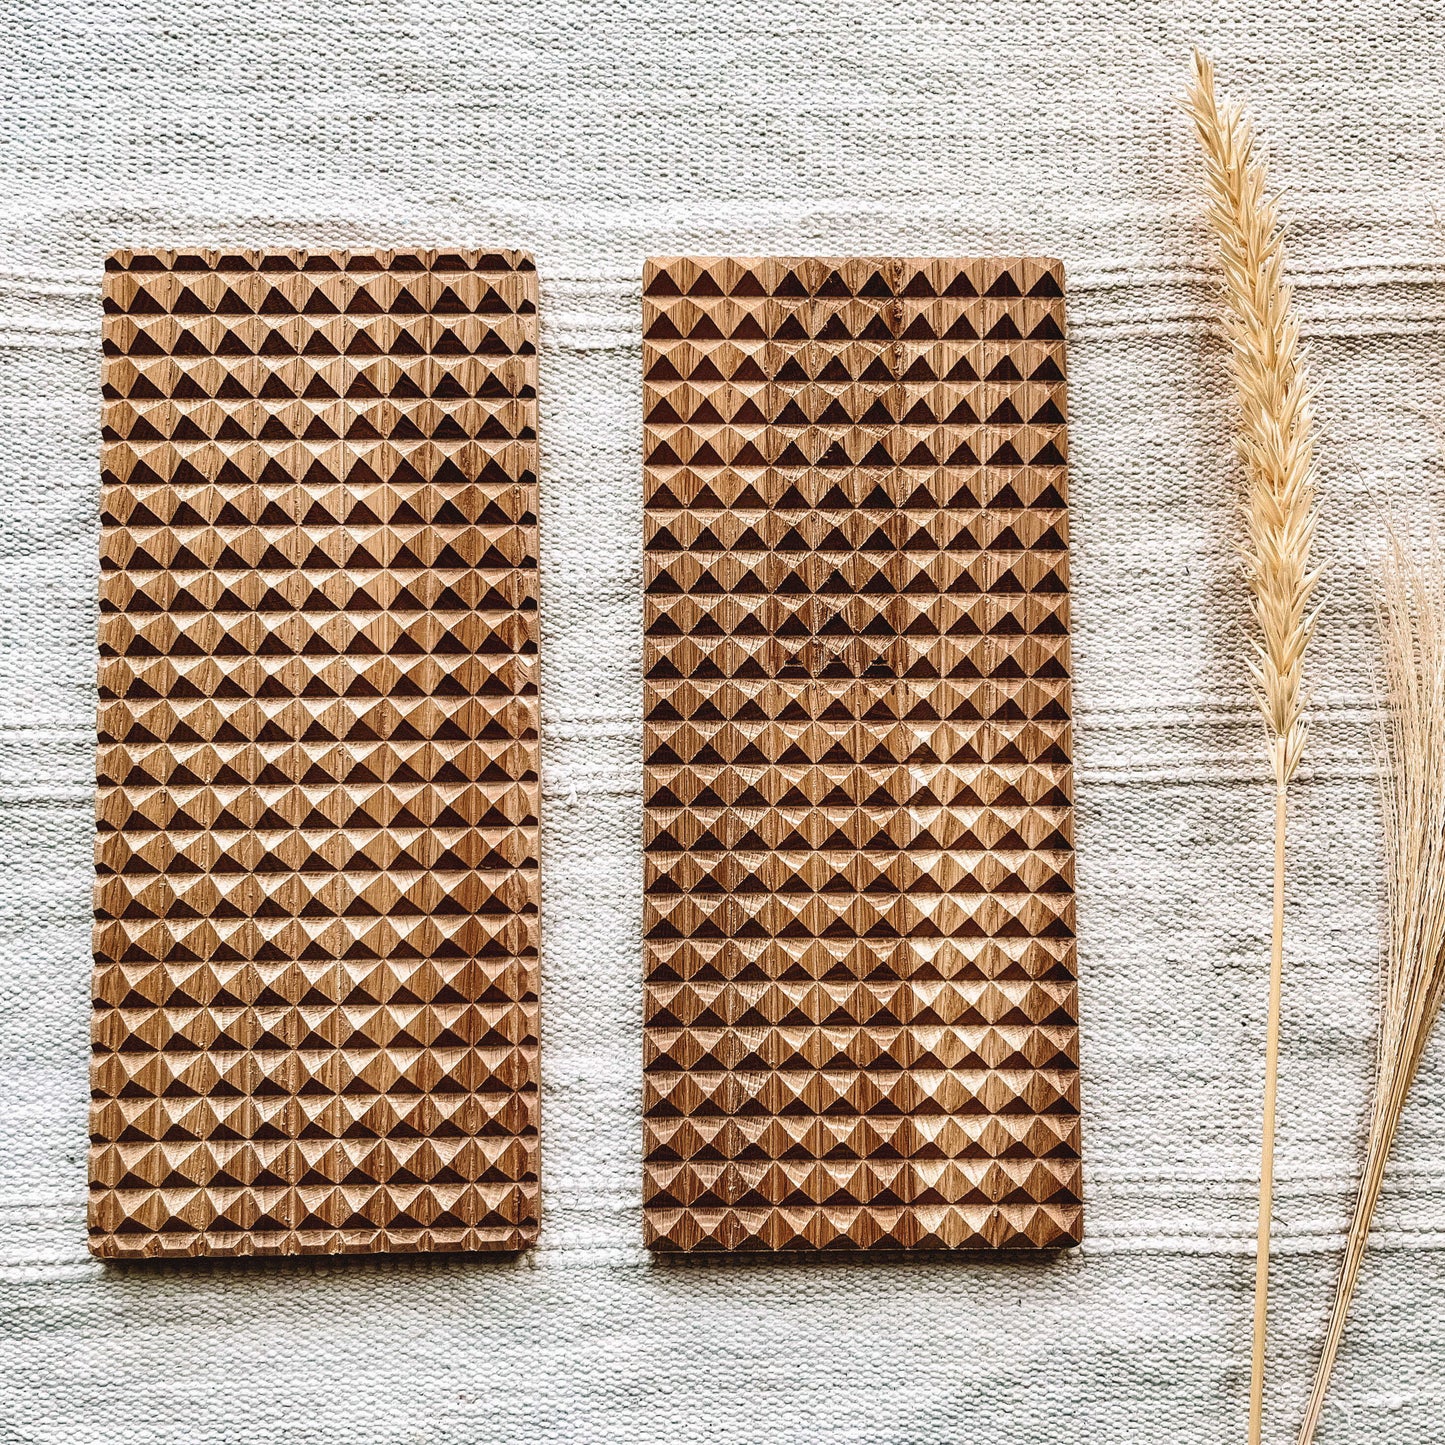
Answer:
[1, 1, 1443, 1441]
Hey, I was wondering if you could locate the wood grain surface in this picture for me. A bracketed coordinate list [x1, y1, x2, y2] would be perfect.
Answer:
[641, 256, 1081, 1252]
[90, 248, 541, 1258]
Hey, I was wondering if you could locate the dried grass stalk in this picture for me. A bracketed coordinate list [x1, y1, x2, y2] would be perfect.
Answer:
[1183, 51, 1321, 1445]
[1297, 536, 1445, 1443]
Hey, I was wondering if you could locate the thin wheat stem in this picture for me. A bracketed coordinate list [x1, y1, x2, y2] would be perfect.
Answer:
[1250, 783, 1287, 1442]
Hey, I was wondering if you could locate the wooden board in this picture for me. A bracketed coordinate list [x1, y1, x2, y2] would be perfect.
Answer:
[90, 248, 541, 1258]
[641, 256, 1081, 1252]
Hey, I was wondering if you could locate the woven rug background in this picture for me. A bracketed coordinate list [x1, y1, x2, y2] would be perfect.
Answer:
[3, 2, 1443, 1441]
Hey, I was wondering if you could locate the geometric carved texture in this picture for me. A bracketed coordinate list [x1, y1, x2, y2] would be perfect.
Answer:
[642, 256, 1080, 1251]
[91, 249, 541, 1258]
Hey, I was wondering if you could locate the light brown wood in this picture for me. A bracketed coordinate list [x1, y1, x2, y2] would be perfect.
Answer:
[89, 248, 542, 1259]
[641, 255, 1081, 1252]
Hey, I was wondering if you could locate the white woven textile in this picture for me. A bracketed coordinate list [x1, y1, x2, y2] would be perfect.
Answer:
[2, 2, 1443, 1440]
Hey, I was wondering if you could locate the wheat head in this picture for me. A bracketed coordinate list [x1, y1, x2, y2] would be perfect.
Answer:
[1184, 51, 1320, 785]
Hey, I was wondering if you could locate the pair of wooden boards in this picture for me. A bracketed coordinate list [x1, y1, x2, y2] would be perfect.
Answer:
[91, 249, 1081, 1258]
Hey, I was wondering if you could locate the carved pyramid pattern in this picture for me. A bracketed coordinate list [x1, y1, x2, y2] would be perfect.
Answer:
[642, 256, 1081, 1252]
[90, 248, 542, 1259]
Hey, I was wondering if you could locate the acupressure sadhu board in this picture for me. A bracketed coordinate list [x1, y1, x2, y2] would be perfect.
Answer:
[641, 255, 1081, 1252]
[90, 248, 541, 1258]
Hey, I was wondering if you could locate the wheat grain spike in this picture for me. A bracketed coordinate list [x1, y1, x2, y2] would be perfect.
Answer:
[1184, 51, 1320, 785]
[1183, 51, 1323, 1445]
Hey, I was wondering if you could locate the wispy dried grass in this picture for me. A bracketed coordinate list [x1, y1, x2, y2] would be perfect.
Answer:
[1297, 535, 1445, 1443]
[1183, 51, 1322, 1445]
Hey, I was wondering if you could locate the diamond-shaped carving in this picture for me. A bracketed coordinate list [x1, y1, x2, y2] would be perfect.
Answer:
[90, 248, 542, 1259]
[642, 256, 1081, 1252]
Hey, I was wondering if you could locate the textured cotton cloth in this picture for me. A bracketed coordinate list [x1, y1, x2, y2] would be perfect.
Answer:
[2, 3, 1444, 1442]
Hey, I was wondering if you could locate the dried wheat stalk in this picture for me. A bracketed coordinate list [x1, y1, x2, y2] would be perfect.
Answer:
[1183, 51, 1321, 1445]
[1296, 536, 1445, 1442]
